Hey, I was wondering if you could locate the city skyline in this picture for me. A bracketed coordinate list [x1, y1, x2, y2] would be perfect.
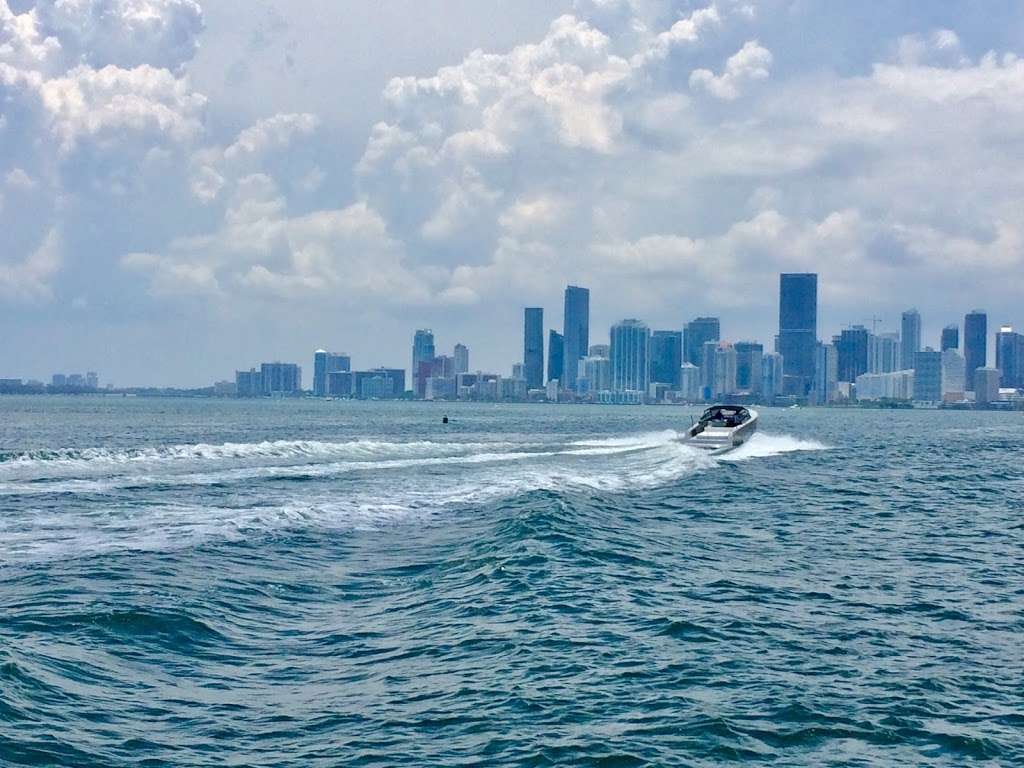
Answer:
[3, 2, 1024, 387]
[3, 282, 1016, 392]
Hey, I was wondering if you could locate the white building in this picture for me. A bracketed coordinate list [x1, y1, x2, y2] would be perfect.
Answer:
[855, 370, 914, 401]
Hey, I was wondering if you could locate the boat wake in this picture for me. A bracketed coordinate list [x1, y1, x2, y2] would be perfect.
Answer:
[0, 429, 826, 562]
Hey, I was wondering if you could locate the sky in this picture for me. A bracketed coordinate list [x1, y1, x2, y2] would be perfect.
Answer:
[2, 0, 1023, 387]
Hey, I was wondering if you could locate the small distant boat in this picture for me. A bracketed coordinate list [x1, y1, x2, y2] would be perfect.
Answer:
[679, 405, 758, 455]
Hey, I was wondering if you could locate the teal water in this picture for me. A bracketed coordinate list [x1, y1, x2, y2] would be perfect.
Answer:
[0, 397, 1021, 766]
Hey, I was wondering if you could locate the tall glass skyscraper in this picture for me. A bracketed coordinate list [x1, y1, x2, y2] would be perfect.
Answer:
[900, 309, 921, 370]
[734, 341, 764, 394]
[941, 324, 959, 352]
[837, 326, 869, 383]
[683, 317, 720, 366]
[996, 325, 1024, 389]
[313, 350, 329, 397]
[778, 273, 817, 395]
[523, 308, 544, 390]
[547, 330, 564, 384]
[649, 330, 682, 389]
[562, 286, 590, 389]
[412, 329, 435, 398]
[312, 351, 350, 396]
[453, 343, 469, 374]
[964, 310, 987, 388]
[610, 319, 650, 394]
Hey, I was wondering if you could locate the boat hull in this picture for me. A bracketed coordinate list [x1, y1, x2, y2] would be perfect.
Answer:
[679, 408, 758, 455]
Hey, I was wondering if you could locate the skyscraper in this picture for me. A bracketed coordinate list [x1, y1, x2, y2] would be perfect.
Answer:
[778, 273, 817, 395]
[412, 329, 436, 398]
[900, 309, 921, 370]
[260, 362, 301, 395]
[996, 325, 1024, 389]
[649, 330, 682, 389]
[313, 350, 328, 396]
[761, 352, 784, 403]
[701, 340, 718, 400]
[683, 317, 720, 366]
[562, 286, 590, 389]
[868, 333, 901, 374]
[814, 342, 838, 404]
[313, 350, 350, 396]
[453, 343, 469, 375]
[963, 310, 987, 389]
[941, 324, 959, 352]
[610, 319, 650, 394]
[912, 349, 942, 402]
[975, 367, 1001, 405]
[734, 341, 764, 395]
[837, 326, 869, 383]
[712, 344, 738, 399]
[523, 308, 544, 390]
[941, 349, 965, 397]
[547, 330, 564, 385]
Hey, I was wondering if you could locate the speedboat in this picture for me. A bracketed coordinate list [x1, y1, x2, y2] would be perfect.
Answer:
[679, 405, 758, 455]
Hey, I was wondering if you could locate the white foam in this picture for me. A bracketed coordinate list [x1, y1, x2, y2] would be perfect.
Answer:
[718, 432, 829, 462]
[0, 428, 821, 562]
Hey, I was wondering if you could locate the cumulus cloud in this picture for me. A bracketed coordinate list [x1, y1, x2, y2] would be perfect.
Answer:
[689, 39, 772, 99]
[0, 227, 61, 301]
[5, 0, 1024, 385]
[36, 0, 204, 71]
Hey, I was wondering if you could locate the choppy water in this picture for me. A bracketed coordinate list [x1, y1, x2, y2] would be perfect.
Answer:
[1, 397, 1021, 766]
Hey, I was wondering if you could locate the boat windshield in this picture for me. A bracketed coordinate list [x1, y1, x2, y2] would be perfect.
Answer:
[699, 406, 749, 428]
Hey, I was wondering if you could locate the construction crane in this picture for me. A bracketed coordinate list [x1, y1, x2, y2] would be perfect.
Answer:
[864, 315, 883, 334]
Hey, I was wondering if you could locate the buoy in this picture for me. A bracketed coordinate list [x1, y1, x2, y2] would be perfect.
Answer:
[442, 415, 449, 424]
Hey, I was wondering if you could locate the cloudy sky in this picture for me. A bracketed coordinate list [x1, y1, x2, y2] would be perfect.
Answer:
[2, 0, 1023, 386]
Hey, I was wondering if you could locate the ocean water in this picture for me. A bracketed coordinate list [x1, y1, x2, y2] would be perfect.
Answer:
[0, 397, 1021, 766]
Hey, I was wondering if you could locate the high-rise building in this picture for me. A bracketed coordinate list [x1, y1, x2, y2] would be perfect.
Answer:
[868, 333, 901, 374]
[683, 317, 720, 366]
[856, 370, 914, 401]
[734, 341, 764, 395]
[260, 362, 301, 395]
[610, 319, 650, 394]
[837, 326, 869, 383]
[523, 308, 544, 390]
[679, 363, 702, 401]
[327, 370, 353, 397]
[589, 344, 610, 358]
[562, 285, 590, 390]
[814, 342, 838, 404]
[547, 330, 564, 385]
[900, 309, 921, 370]
[453, 343, 469, 375]
[649, 330, 682, 389]
[313, 350, 329, 397]
[996, 325, 1024, 389]
[941, 349, 965, 397]
[701, 340, 718, 400]
[51, 374, 67, 387]
[778, 273, 818, 396]
[912, 349, 942, 402]
[581, 355, 612, 395]
[941, 324, 959, 352]
[712, 344, 738, 399]
[313, 350, 351, 396]
[974, 367, 1001, 405]
[761, 352, 784, 403]
[235, 368, 262, 397]
[964, 310, 987, 389]
[412, 329, 436, 397]
[85, 372, 99, 389]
